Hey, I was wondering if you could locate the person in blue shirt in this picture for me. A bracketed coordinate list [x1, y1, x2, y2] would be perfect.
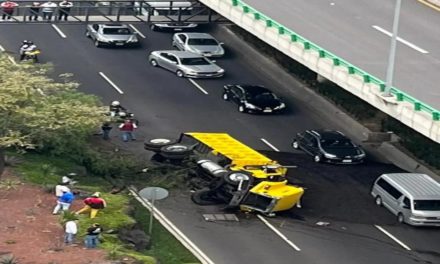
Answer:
[52, 190, 78, 214]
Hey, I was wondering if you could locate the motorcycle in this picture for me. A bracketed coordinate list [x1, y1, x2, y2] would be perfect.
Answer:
[23, 49, 40, 63]
[107, 110, 139, 126]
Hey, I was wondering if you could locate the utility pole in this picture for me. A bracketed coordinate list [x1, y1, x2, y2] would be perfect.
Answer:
[383, 0, 402, 96]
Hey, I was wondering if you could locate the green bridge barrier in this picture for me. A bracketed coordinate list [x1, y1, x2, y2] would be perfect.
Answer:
[230, 0, 440, 121]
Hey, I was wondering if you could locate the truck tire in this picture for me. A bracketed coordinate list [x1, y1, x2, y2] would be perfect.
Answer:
[160, 144, 193, 159]
[144, 138, 175, 152]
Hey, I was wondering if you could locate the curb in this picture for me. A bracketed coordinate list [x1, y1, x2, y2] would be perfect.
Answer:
[128, 187, 215, 264]
[217, 25, 440, 182]
[417, 0, 440, 11]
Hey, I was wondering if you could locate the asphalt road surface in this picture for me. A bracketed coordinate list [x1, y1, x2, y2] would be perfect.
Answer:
[242, 0, 440, 110]
[0, 23, 439, 264]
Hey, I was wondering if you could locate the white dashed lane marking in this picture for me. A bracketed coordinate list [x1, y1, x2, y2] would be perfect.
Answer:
[99, 72, 124, 94]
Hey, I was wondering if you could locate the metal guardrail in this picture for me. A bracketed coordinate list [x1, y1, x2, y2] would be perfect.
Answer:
[231, 0, 440, 121]
[0, 1, 227, 23]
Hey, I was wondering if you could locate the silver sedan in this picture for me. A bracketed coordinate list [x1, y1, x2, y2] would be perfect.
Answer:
[148, 50, 225, 78]
[172, 33, 225, 57]
[85, 23, 139, 48]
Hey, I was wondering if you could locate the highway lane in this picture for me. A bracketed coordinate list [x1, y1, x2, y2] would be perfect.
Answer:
[242, 0, 440, 110]
[1, 24, 439, 263]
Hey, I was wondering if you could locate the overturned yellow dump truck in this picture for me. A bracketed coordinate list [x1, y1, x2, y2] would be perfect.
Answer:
[181, 133, 304, 214]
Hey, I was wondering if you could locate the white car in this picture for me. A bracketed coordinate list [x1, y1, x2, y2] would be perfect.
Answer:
[149, 50, 225, 78]
[172, 33, 224, 57]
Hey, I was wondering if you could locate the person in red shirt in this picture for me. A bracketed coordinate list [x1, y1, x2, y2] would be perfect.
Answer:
[1, 0, 18, 20]
[75, 192, 107, 218]
[119, 119, 137, 142]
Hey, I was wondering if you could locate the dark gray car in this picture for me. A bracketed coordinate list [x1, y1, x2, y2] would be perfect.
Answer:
[85, 24, 140, 48]
[149, 50, 225, 78]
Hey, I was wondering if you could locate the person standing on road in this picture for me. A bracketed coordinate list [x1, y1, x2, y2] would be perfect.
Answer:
[1, 1, 19, 20]
[84, 223, 103, 248]
[64, 219, 78, 245]
[119, 119, 137, 142]
[29, 2, 41, 21]
[58, 0, 73, 21]
[41, 0, 56, 21]
[101, 122, 113, 140]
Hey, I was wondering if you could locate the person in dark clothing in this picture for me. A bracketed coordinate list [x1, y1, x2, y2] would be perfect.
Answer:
[58, 0, 73, 21]
[101, 122, 112, 140]
[29, 2, 41, 21]
[85, 223, 103, 248]
[109, 101, 126, 117]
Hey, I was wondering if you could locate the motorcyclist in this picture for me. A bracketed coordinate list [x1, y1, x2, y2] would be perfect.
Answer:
[19, 40, 39, 62]
[109, 101, 126, 117]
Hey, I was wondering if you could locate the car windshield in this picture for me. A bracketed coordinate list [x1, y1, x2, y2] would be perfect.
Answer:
[180, 57, 210, 65]
[250, 92, 277, 100]
[414, 200, 440, 211]
[320, 139, 354, 148]
[103, 28, 131, 35]
[188, 38, 218, 46]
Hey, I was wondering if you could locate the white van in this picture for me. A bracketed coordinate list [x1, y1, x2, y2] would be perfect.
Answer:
[371, 173, 440, 226]
[137, 1, 198, 31]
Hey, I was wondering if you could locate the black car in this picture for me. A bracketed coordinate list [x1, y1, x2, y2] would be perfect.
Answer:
[222, 85, 286, 113]
[292, 130, 366, 164]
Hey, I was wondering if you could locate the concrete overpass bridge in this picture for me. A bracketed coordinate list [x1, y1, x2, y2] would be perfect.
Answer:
[198, 0, 440, 144]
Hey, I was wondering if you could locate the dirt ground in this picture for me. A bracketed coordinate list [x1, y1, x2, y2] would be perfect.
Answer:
[0, 169, 109, 264]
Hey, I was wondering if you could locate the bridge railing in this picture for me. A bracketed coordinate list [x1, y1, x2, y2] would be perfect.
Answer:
[231, 0, 440, 121]
[0, 1, 226, 23]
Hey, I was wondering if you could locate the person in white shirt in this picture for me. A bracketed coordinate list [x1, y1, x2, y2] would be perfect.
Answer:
[41, 0, 56, 20]
[54, 183, 70, 198]
[58, 0, 73, 21]
[64, 220, 78, 244]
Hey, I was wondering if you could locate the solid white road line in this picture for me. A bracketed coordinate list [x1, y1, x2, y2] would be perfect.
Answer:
[0, 44, 17, 65]
[374, 225, 412, 251]
[129, 188, 215, 264]
[129, 24, 146, 39]
[261, 138, 280, 152]
[257, 215, 301, 251]
[51, 24, 67, 39]
[99, 72, 124, 94]
[188, 79, 209, 95]
[372, 25, 429, 54]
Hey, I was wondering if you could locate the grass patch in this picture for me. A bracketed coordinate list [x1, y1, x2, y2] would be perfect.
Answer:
[131, 200, 200, 264]
[11, 152, 198, 264]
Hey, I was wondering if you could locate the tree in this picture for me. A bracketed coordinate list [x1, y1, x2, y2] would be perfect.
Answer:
[0, 54, 107, 176]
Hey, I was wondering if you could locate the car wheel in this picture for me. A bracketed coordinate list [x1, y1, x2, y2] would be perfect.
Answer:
[292, 140, 299, 149]
[314, 155, 321, 163]
[397, 213, 405, 224]
[222, 93, 229, 101]
[238, 105, 246, 113]
[150, 59, 158, 67]
[85, 31, 90, 38]
[94, 40, 102, 48]
[375, 196, 382, 206]
[176, 70, 184, 78]
[150, 24, 157, 31]
[144, 138, 176, 152]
